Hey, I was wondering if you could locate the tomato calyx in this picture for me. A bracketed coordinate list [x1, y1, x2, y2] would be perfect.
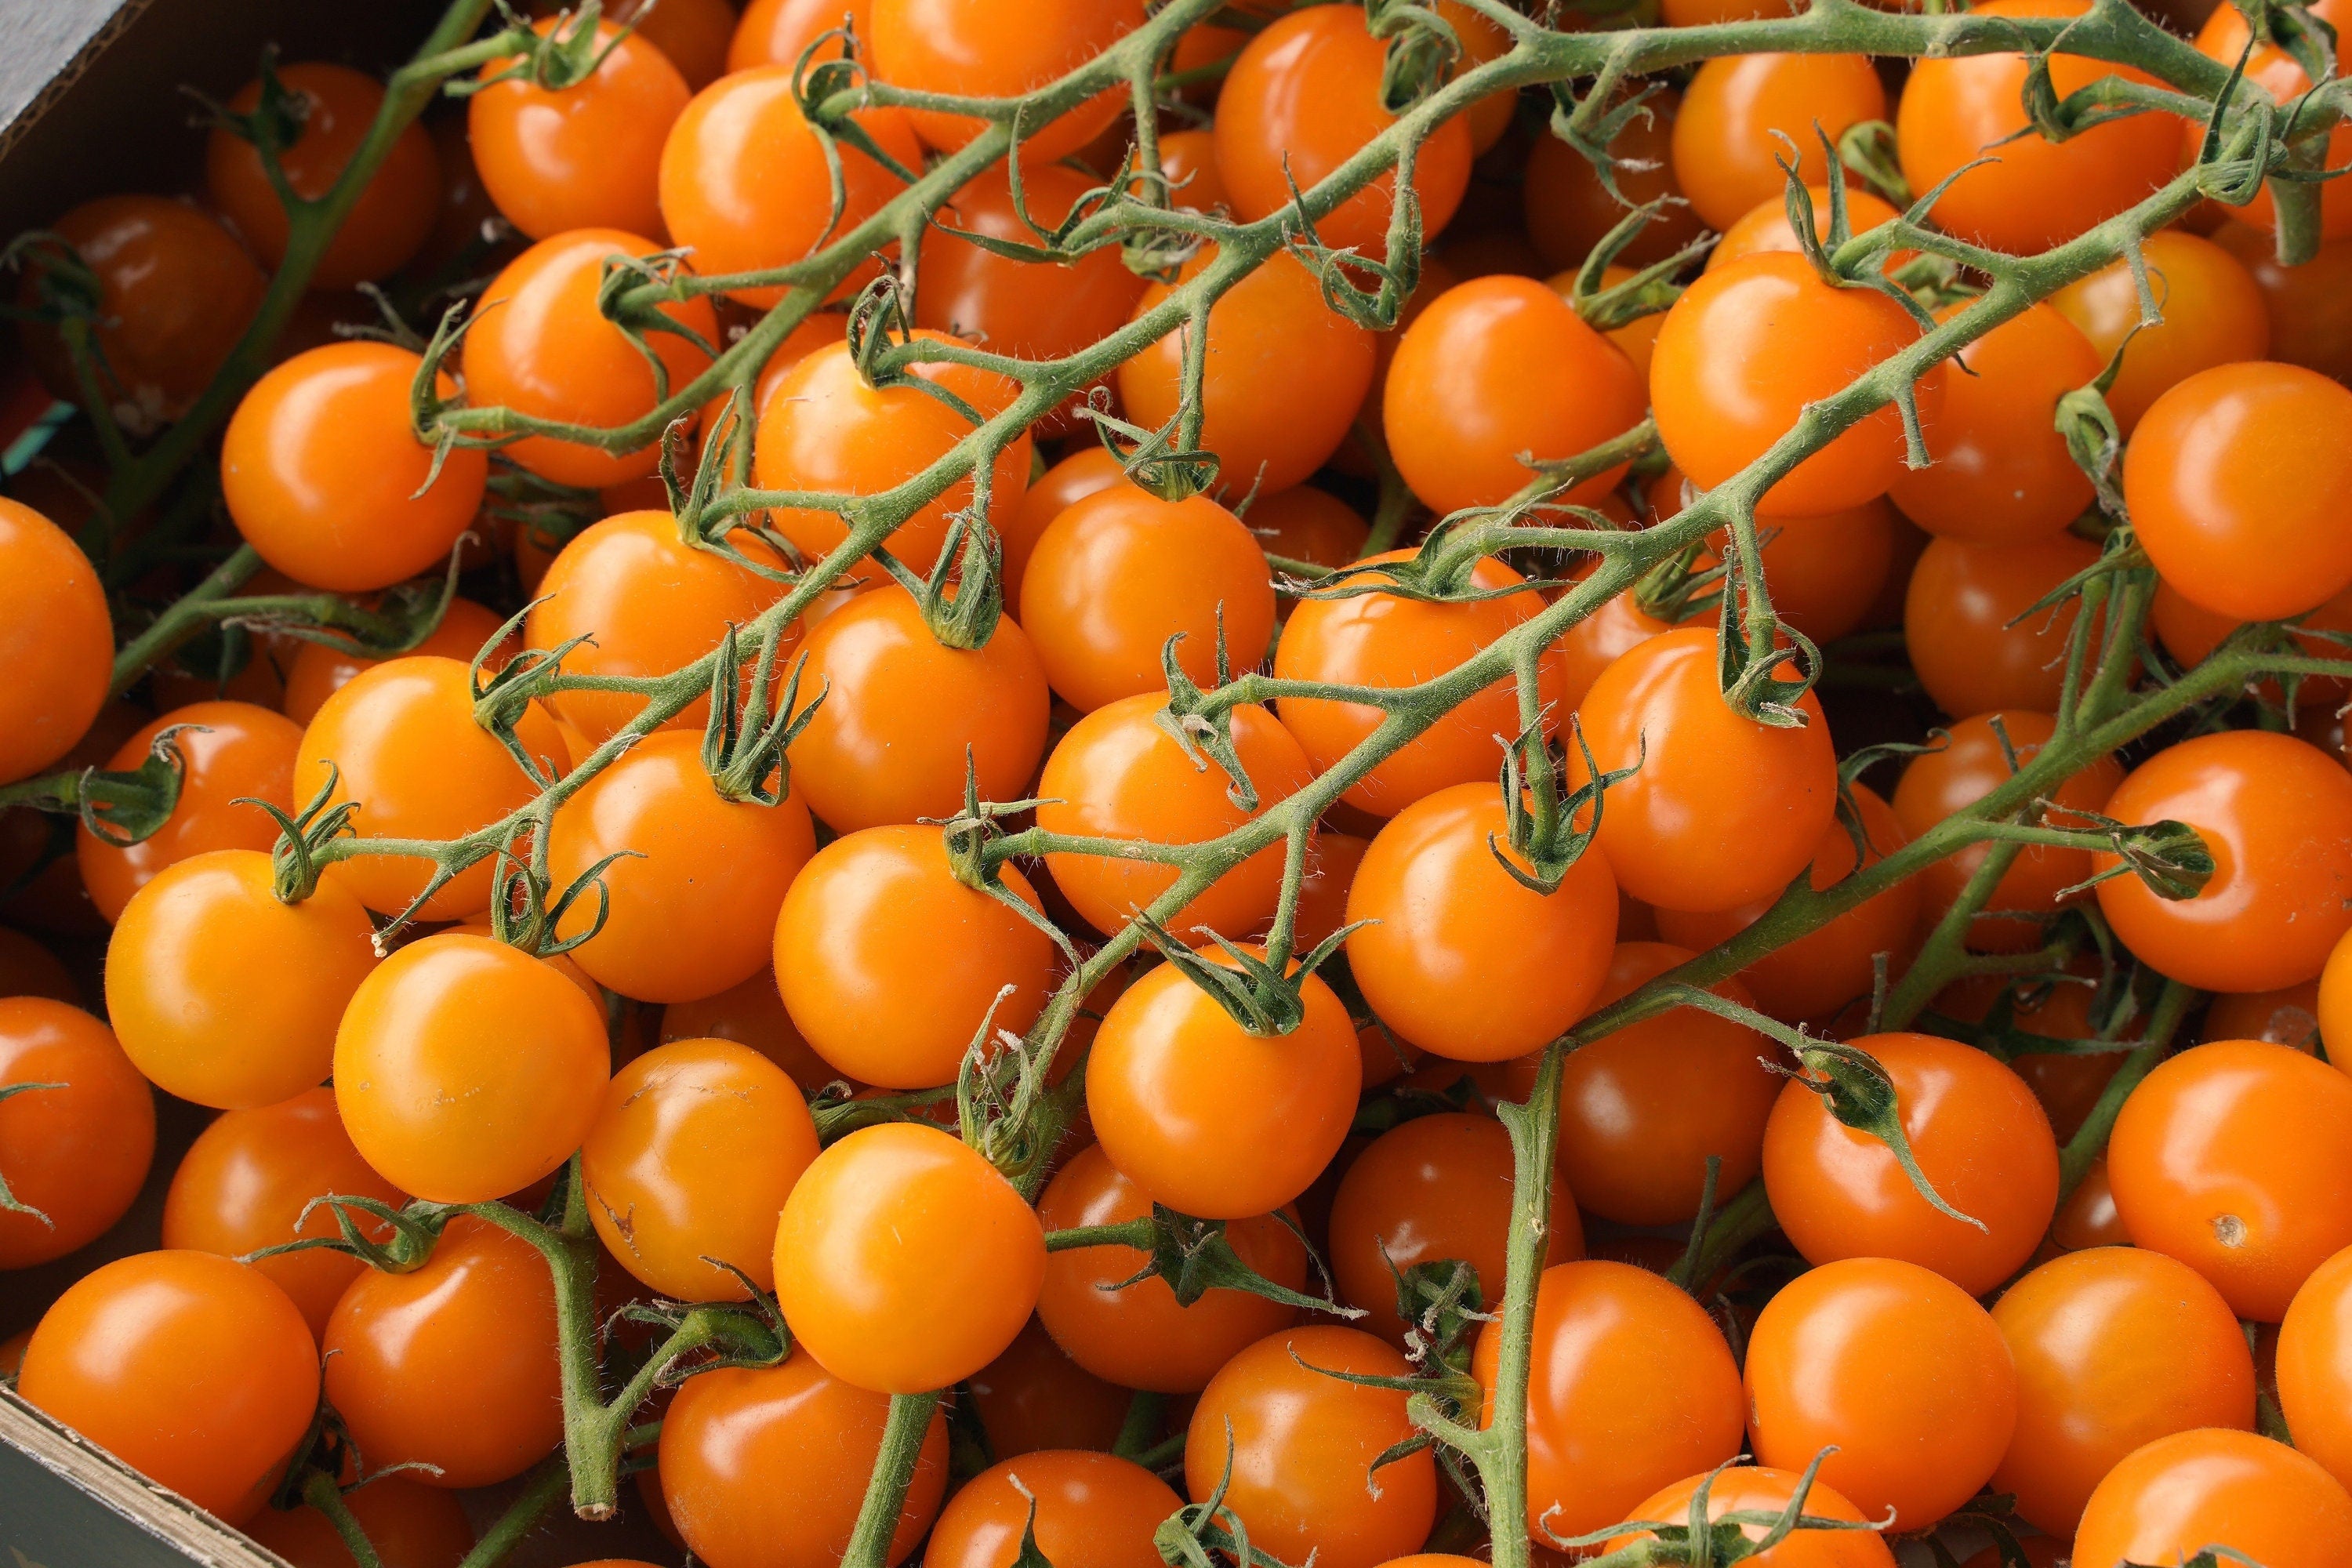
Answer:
[1370, 0, 1468, 117]
[1768, 1022, 1991, 1235]
[1078, 387, 1222, 503]
[1712, 563, 1824, 729]
[0, 720, 198, 849]
[1138, 919, 1356, 1039]
[1628, 536, 1721, 625]
[1156, 626, 1272, 811]
[252, 760, 362, 906]
[458, 2, 631, 97]
[1495, 713, 1627, 895]
[700, 620, 823, 804]
[484, 825, 632, 960]
[957, 985, 1076, 1185]
[188, 51, 311, 163]
[1157, 1426, 1309, 1568]
[1047, 1202, 1356, 1318]
[871, 510, 1007, 652]
[252, 1189, 451, 1277]
[1544, 1449, 1894, 1563]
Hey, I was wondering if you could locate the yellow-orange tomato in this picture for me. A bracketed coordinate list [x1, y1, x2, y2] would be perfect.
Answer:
[2049, 229, 2270, 434]
[1671, 53, 1886, 231]
[869, 0, 1144, 161]
[0, 497, 111, 786]
[76, 701, 300, 924]
[281, 599, 515, 728]
[1000, 447, 1126, 608]
[1247, 485, 1368, 571]
[468, 17, 689, 241]
[928, 1450, 1178, 1568]
[1901, 533, 2107, 720]
[1708, 186, 1908, 274]
[333, 932, 610, 1204]
[1599, 1467, 1895, 1567]
[728, 0, 871, 71]
[773, 1121, 1045, 1394]
[2278, 1242, 2352, 1498]
[2215, 220, 2352, 385]
[1523, 89, 1707, 273]
[967, 1318, 1130, 1458]
[0, 998, 154, 1269]
[2072, 1428, 2352, 1568]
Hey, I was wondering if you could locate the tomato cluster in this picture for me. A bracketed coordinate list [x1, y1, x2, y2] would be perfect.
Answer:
[5, 0, 2352, 1565]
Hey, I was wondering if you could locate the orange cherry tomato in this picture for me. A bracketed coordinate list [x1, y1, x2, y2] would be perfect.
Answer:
[2053, 1154, 2130, 1253]
[2278, 1242, 2352, 1497]
[1001, 446, 1126, 608]
[0, 998, 153, 1269]
[281, 598, 515, 728]
[205, 62, 437, 289]
[2094, 731, 2352, 994]
[869, 0, 1144, 161]
[1671, 53, 1886, 232]
[0, 497, 111, 786]
[76, 700, 299, 924]
[333, 931, 610, 1203]
[1744, 1255, 2016, 1530]
[1020, 482, 1276, 713]
[2072, 1428, 2352, 1568]
[2151, 579, 2352, 712]
[1896, 0, 2183, 258]
[1523, 89, 1706, 273]
[1599, 1466, 1895, 1567]
[2191, 0, 2352, 239]
[0, 926, 76, 1004]
[773, 1121, 1045, 1394]
[601, 0, 736, 89]
[469, 17, 689, 241]
[1691, 500, 1898, 648]
[294, 655, 566, 919]
[1035, 692, 1312, 940]
[2214, 220, 2352, 385]
[728, 0, 873, 72]
[241, 1475, 474, 1568]
[661, 967, 841, 1088]
[1036, 1142, 1307, 1392]
[324, 1214, 562, 1490]
[1474, 1259, 1746, 1542]
[107, 848, 380, 1109]
[927, 1450, 1178, 1568]
[1248, 485, 1368, 572]
[2107, 1038, 2352, 1319]
[1887, 302, 2103, 544]
[1708, 186, 1907, 274]
[2048, 229, 2270, 434]
[2216, 977, 2323, 1051]
[659, 67, 922, 307]
[461, 229, 720, 488]
[162, 1086, 407, 1338]
[1901, 533, 2106, 719]
[1214, 4, 1474, 254]
[1345, 781, 1619, 1062]
[967, 1317, 1130, 1458]
[1187, 1327, 1437, 1568]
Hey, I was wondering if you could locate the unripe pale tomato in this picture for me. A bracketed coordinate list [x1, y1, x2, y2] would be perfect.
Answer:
[2048, 229, 2269, 434]
[21, 1250, 318, 1525]
[927, 1451, 1178, 1568]
[2071, 1428, 2352, 1568]
[0, 497, 111, 786]
[469, 18, 689, 241]
[869, 0, 1144, 161]
[333, 931, 610, 1203]
[1599, 1466, 1895, 1567]
[76, 700, 299, 924]
[772, 1121, 1045, 1394]
[0, 997, 154, 1269]
[1671, 53, 1886, 231]
[107, 848, 379, 1109]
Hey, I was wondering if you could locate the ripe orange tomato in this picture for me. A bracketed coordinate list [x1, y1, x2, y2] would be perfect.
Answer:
[1671, 53, 1886, 231]
[2279, 1243, 2352, 1497]
[1691, 499, 1898, 648]
[1116, 249, 1375, 496]
[223, 341, 488, 593]
[2126, 361, 2352, 622]
[927, 1451, 1178, 1568]
[2191, 0, 2352, 238]
[1187, 1327, 1436, 1568]
[1019, 483, 1276, 713]
[1214, 4, 1473, 254]
[161, 1085, 406, 1338]
[583, 1037, 820, 1300]
[2151, 579, 2352, 711]
[461, 229, 720, 488]
[1523, 89, 1706, 272]
[2215, 221, 2352, 385]
[2217, 977, 2324, 1051]
[2094, 731, 2352, 994]
[2053, 1156, 2131, 1253]
[1247, 485, 1367, 571]
[1896, 0, 2183, 257]
[728, 0, 872, 73]
[1650, 252, 1940, 517]
[661, 967, 840, 1087]
[1901, 533, 2105, 719]
[295, 655, 566, 919]
[1708, 186, 1907, 274]
[2072, 1428, 2352, 1568]
[2048, 230, 2269, 434]
[659, 67, 922, 307]
[16, 196, 265, 431]
[1991, 1246, 2256, 1537]
[0, 998, 153, 1269]
[1001, 447, 1125, 607]
[1744, 1256, 2016, 1530]
[21, 1250, 317, 1525]
[1035, 1142, 1307, 1392]
[774, 825, 1055, 1088]
[107, 848, 380, 1109]
[241, 1476, 474, 1568]
[205, 62, 437, 288]
[282, 598, 515, 727]
[1474, 1259, 1745, 1541]
[1345, 781, 1618, 1062]
[469, 17, 689, 241]
[2107, 1038, 2352, 1319]
[1087, 946, 1357, 1219]
[870, 0, 1143, 160]
[1384, 276, 1645, 515]
[967, 1317, 1129, 1458]
[324, 1214, 563, 1490]
[333, 931, 609, 1203]
[773, 1121, 1044, 1394]
[1887, 302, 2103, 543]
[1570, 626, 1838, 913]
[76, 700, 299, 924]
[0, 497, 111, 786]
[1328, 1112, 1581, 1345]
[1599, 1466, 1894, 1567]
[659, 1348, 949, 1568]
[1035, 692, 1312, 939]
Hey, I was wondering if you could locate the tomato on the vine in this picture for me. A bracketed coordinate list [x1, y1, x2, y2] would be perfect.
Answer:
[77, 700, 300, 924]
[0, 997, 154, 1269]
[469, 16, 689, 241]
[0, 497, 112, 787]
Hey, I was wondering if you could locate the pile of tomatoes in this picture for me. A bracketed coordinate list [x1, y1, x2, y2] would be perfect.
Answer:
[5, 0, 2352, 1564]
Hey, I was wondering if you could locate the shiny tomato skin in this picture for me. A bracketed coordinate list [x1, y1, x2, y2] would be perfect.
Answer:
[869, 0, 1144, 161]
[240, 1475, 475, 1568]
[583, 1037, 821, 1300]
[2278, 1243, 2352, 1497]
[1708, 186, 1907, 275]
[333, 932, 610, 1204]
[282, 598, 515, 728]
[1035, 693, 1313, 940]
[1744, 1255, 2017, 1530]
[1473, 1259, 1746, 1541]
[1896, 0, 2183, 257]
[1902, 533, 2106, 720]
[1186, 1327, 1437, 1568]
[1671, 53, 1886, 231]
[967, 1317, 1130, 1458]
[2125, 361, 2352, 622]
[659, 1348, 949, 1568]
[1019, 483, 1276, 713]
[323, 1215, 563, 1490]
[0, 998, 154, 1269]
[469, 18, 688, 241]
[728, 0, 872, 72]
[77, 700, 301, 924]
[1523, 88, 1706, 273]
[1214, 5, 1472, 254]
[21, 1250, 318, 1525]
[2071, 1428, 2352, 1568]
[1035, 1142, 1308, 1392]
[2093, 731, 2352, 994]
[1599, 1466, 1895, 1567]
[2048, 228, 2269, 435]
[2107, 1039, 2352, 1320]
[927, 1450, 1179, 1568]
[0, 497, 111, 786]
[1570, 626, 1838, 913]
[1247, 485, 1368, 572]
[106, 848, 380, 1109]
[1991, 1245, 2256, 1537]
[161, 1085, 407, 1338]
[1000, 446, 1126, 608]
[1346, 782, 1618, 1063]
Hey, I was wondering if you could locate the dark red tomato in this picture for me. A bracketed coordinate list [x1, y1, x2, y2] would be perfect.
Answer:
[2049, 229, 2270, 435]
[967, 1317, 1131, 1457]
[0, 497, 112, 786]
[1523, 88, 1706, 272]
[21, 1250, 318, 1525]
[0, 997, 154, 1269]
[77, 700, 300, 924]
[1671, 52, 1886, 231]
[241, 1476, 474, 1568]
[1902, 533, 2107, 719]
[469, 16, 689, 241]
[2073, 1428, 2352, 1568]
[1213, 4, 1473, 255]
[927, 1451, 1178, 1568]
